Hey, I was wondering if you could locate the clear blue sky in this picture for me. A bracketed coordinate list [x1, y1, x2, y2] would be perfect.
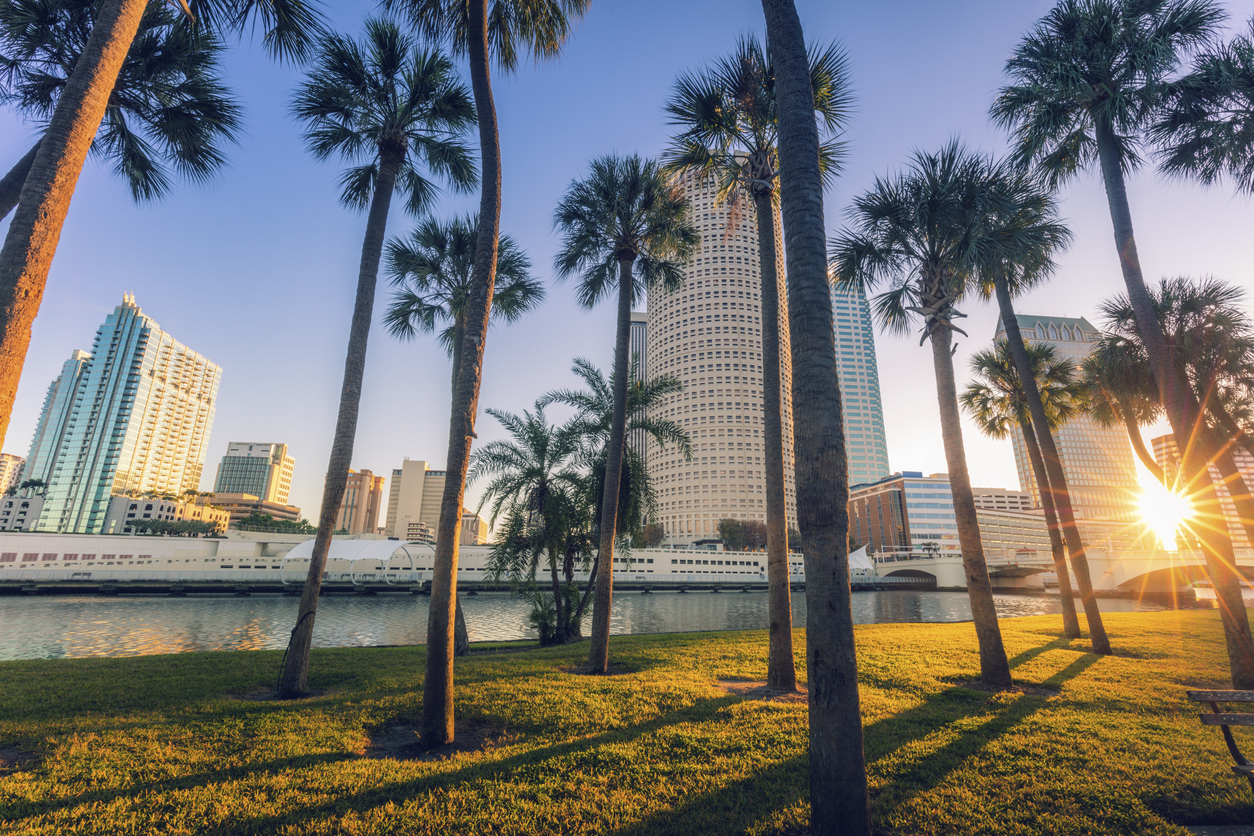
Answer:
[2, 0, 1252, 520]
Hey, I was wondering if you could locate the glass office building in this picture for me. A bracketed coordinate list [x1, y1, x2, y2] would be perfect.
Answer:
[830, 282, 890, 486]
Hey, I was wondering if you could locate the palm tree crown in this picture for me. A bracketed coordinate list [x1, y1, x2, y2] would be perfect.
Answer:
[384, 213, 542, 353]
[0, 0, 242, 205]
[991, 0, 1224, 186]
[962, 341, 1085, 439]
[291, 19, 477, 215]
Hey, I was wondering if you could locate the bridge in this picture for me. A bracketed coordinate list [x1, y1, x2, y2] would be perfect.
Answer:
[873, 547, 1254, 593]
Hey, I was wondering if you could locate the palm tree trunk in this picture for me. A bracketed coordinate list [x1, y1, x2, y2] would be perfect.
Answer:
[279, 149, 402, 698]
[423, 0, 501, 747]
[0, 0, 145, 450]
[447, 320, 471, 659]
[1094, 117, 1254, 685]
[761, 1, 870, 832]
[0, 140, 41, 221]
[1115, 395, 1166, 484]
[1017, 414, 1081, 638]
[588, 256, 634, 673]
[993, 278, 1108, 653]
[549, 548, 565, 643]
[753, 189, 796, 692]
[929, 321, 1013, 688]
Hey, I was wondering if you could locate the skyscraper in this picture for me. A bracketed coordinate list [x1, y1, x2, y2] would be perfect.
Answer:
[337, 468, 385, 535]
[385, 459, 446, 538]
[213, 442, 295, 504]
[995, 314, 1139, 521]
[830, 282, 890, 485]
[628, 310, 648, 464]
[645, 172, 797, 542]
[0, 453, 24, 493]
[35, 294, 222, 533]
[21, 349, 90, 486]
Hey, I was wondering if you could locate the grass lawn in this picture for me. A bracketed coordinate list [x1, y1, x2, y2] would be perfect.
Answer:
[1, 610, 1252, 834]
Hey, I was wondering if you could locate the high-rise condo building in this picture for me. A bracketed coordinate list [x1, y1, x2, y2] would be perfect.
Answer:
[645, 172, 797, 543]
[21, 349, 91, 486]
[830, 282, 890, 485]
[35, 294, 222, 533]
[1152, 434, 1253, 549]
[995, 315, 1139, 521]
[0, 453, 24, 493]
[337, 468, 385, 535]
[213, 442, 295, 504]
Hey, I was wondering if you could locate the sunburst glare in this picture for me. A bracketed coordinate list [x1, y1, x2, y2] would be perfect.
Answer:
[1137, 470, 1194, 552]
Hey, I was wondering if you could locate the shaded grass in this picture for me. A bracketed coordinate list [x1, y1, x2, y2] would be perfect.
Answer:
[0, 611, 1251, 834]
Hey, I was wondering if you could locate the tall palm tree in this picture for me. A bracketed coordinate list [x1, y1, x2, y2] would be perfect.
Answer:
[277, 20, 476, 698]
[553, 153, 698, 674]
[1082, 342, 1166, 483]
[830, 141, 1013, 689]
[384, 212, 542, 656]
[1152, 19, 1254, 195]
[381, 0, 589, 749]
[991, 0, 1254, 682]
[661, 33, 850, 693]
[976, 167, 1110, 652]
[470, 403, 588, 643]
[0, 0, 241, 219]
[961, 340, 1085, 638]
[0, 0, 322, 454]
[760, 1, 871, 831]
[1096, 276, 1254, 686]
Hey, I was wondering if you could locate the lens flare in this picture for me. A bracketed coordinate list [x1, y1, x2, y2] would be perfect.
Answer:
[1137, 475, 1193, 551]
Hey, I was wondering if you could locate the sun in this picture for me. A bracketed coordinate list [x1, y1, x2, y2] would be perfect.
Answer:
[1137, 474, 1194, 552]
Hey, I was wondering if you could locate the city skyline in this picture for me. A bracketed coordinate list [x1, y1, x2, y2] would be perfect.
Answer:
[1, 0, 1250, 520]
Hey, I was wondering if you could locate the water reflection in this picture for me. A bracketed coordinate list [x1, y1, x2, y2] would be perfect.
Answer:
[0, 590, 1169, 661]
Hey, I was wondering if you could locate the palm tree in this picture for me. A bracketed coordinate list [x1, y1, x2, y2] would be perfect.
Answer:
[278, 20, 476, 698]
[470, 403, 588, 643]
[0, 0, 322, 454]
[384, 212, 542, 656]
[1152, 19, 1254, 195]
[830, 141, 1012, 689]
[0, 0, 242, 219]
[962, 340, 1085, 638]
[381, 0, 589, 749]
[661, 33, 850, 693]
[553, 153, 698, 674]
[384, 213, 543, 401]
[976, 167, 1110, 653]
[760, 1, 871, 831]
[1096, 276, 1254, 686]
[991, 0, 1254, 682]
[1082, 342, 1166, 483]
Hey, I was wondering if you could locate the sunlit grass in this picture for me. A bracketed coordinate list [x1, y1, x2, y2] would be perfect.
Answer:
[1, 612, 1252, 834]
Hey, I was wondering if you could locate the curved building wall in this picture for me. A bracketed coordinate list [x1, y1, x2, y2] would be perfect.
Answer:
[645, 174, 797, 543]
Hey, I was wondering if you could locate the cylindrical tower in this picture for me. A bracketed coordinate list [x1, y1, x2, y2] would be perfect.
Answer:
[645, 173, 796, 543]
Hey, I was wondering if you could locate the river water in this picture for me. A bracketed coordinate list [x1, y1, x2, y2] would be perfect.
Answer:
[0, 590, 1175, 661]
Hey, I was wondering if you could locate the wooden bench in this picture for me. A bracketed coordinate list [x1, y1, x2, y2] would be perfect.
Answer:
[1188, 690, 1254, 793]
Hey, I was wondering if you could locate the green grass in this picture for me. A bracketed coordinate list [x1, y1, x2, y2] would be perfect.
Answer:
[1, 610, 1252, 834]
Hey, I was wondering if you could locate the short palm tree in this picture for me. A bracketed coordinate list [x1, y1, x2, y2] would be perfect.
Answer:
[975, 167, 1111, 651]
[278, 20, 476, 698]
[384, 212, 541, 656]
[1082, 342, 1166, 484]
[991, 0, 1254, 674]
[962, 340, 1085, 638]
[0, 0, 241, 219]
[1152, 19, 1254, 195]
[1097, 276, 1254, 686]
[830, 141, 1013, 689]
[661, 33, 850, 693]
[469, 403, 588, 643]
[760, 2, 872, 828]
[381, 0, 589, 748]
[553, 153, 698, 674]
[384, 213, 543, 399]
[0, 0, 322, 455]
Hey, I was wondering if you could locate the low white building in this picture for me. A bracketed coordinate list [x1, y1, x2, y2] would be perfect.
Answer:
[0, 492, 44, 531]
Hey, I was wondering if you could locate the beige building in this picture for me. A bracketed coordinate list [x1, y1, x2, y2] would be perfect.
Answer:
[971, 487, 1034, 513]
[1153, 434, 1253, 549]
[645, 172, 797, 543]
[337, 469, 385, 535]
[996, 315, 1140, 522]
[385, 459, 446, 538]
[213, 442, 294, 504]
[206, 493, 302, 526]
[105, 493, 229, 535]
[0, 453, 24, 493]
[460, 510, 489, 545]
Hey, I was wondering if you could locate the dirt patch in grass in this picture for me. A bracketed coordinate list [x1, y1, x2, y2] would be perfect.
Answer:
[0, 746, 38, 775]
[954, 679, 1061, 697]
[359, 720, 512, 762]
[718, 679, 809, 704]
